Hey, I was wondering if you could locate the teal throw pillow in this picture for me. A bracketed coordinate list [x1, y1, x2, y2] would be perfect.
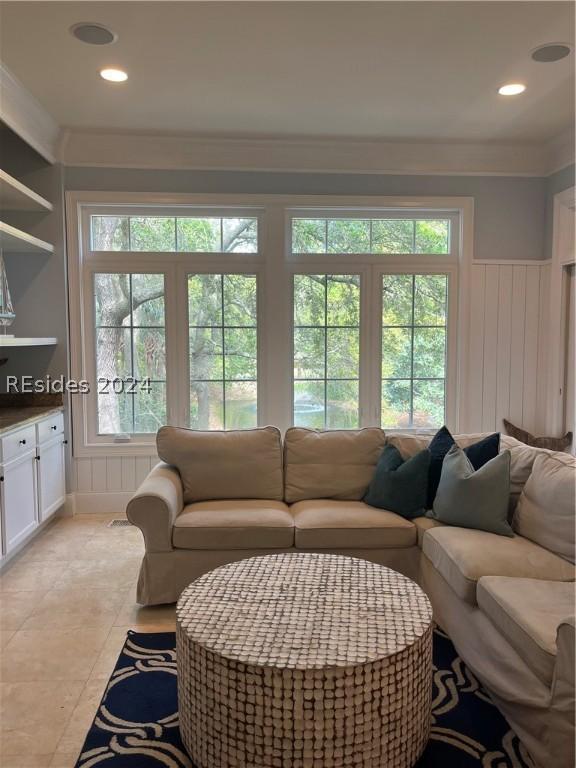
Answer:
[428, 445, 513, 536]
[364, 445, 430, 519]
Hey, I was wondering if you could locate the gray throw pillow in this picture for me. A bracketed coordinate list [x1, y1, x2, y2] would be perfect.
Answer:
[428, 445, 513, 536]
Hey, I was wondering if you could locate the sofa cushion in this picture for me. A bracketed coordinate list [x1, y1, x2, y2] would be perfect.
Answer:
[422, 527, 575, 605]
[292, 499, 416, 549]
[173, 500, 294, 549]
[364, 445, 430, 519]
[157, 426, 283, 503]
[426, 427, 500, 508]
[284, 427, 386, 503]
[477, 576, 576, 686]
[513, 453, 576, 564]
[429, 446, 513, 536]
[413, 516, 443, 547]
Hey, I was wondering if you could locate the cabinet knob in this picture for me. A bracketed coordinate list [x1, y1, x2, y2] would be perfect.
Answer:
[0, 476, 3, 482]
[51, 425, 57, 431]
[63, 439, 68, 445]
[36, 455, 40, 461]
[19, 439, 26, 445]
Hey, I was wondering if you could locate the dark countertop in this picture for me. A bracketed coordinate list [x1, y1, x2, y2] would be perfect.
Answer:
[0, 406, 64, 436]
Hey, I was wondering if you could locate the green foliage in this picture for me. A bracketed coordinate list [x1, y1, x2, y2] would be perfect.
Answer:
[292, 217, 450, 254]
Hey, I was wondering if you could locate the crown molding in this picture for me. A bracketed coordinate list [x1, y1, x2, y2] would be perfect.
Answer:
[62, 129, 557, 177]
[0, 63, 61, 164]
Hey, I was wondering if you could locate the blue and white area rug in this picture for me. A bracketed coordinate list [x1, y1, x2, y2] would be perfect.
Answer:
[76, 628, 534, 767]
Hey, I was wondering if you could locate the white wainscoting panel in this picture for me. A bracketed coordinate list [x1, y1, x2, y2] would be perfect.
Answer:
[465, 262, 547, 434]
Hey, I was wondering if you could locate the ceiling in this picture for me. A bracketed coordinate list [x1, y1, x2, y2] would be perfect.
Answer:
[0, 1, 574, 143]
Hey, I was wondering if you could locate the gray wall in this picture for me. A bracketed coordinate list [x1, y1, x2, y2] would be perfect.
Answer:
[545, 163, 575, 258]
[65, 167, 548, 262]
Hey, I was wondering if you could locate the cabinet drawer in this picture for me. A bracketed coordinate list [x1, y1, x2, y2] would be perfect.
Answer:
[0, 425, 36, 463]
[37, 412, 64, 444]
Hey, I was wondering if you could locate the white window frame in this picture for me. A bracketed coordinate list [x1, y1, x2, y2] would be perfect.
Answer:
[66, 192, 473, 456]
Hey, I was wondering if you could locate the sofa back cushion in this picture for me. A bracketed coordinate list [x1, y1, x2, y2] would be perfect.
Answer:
[156, 426, 284, 503]
[284, 427, 386, 503]
[513, 452, 576, 563]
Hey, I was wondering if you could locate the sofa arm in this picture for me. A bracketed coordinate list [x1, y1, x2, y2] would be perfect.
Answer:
[126, 462, 184, 552]
[550, 616, 575, 766]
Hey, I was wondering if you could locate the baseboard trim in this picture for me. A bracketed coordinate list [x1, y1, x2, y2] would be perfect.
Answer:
[73, 491, 133, 515]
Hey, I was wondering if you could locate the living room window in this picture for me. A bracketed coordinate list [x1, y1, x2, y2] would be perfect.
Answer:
[188, 274, 258, 429]
[69, 195, 462, 453]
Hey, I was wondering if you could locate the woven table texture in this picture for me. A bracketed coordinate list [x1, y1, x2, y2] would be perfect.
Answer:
[176, 552, 433, 768]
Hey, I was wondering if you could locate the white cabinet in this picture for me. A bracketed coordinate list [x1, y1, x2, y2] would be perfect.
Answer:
[0, 411, 66, 560]
[1, 448, 38, 553]
[37, 436, 66, 522]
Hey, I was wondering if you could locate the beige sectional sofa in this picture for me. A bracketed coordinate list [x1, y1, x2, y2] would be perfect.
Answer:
[127, 425, 575, 768]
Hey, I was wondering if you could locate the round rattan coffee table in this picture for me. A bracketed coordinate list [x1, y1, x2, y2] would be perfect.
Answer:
[176, 553, 433, 768]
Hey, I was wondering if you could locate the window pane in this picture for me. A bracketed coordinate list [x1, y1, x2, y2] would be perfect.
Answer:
[134, 382, 166, 433]
[188, 274, 223, 326]
[133, 327, 166, 381]
[190, 382, 223, 430]
[223, 274, 257, 326]
[91, 216, 129, 251]
[381, 380, 411, 429]
[327, 219, 370, 253]
[413, 328, 446, 379]
[188, 273, 258, 429]
[380, 272, 447, 428]
[415, 220, 450, 253]
[292, 219, 326, 253]
[96, 328, 132, 380]
[293, 273, 360, 428]
[294, 381, 325, 428]
[224, 328, 257, 380]
[294, 275, 326, 325]
[225, 382, 258, 428]
[98, 391, 132, 435]
[327, 380, 359, 428]
[294, 328, 325, 379]
[413, 380, 445, 427]
[382, 327, 412, 379]
[327, 329, 359, 379]
[223, 218, 258, 253]
[189, 328, 223, 380]
[372, 220, 414, 254]
[177, 218, 221, 252]
[382, 275, 413, 326]
[131, 274, 165, 326]
[130, 217, 176, 251]
[326, 275, 360, 326]
[414, 274, 447, 326]
[94, 272, 166, 435]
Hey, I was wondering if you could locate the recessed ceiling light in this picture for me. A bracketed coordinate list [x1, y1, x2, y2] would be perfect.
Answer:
[531, 43, 572, 63]
[100, 68, 128, 83]
[70, 22, 116, 45]
[498, 83, 526, 96]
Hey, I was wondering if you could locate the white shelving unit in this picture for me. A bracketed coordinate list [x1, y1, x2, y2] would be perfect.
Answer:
[0, 169, 53, 212]
[0, 221, 54, 254]
[0, 337, 57, 347]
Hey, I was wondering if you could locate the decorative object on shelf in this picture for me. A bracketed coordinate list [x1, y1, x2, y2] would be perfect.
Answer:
[0, 253, 15, 332]
[503, 418, 573, 451]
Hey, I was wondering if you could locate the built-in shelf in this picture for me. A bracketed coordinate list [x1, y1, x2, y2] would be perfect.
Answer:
[0, 221, 54, 254]
[0, 169, 53, 212]
[0, 337, 57, 347]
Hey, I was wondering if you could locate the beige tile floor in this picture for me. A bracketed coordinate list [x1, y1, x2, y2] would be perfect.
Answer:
[0, 513, 175, 768]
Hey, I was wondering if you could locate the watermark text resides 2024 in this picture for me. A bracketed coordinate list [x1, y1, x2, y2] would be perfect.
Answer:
[5, 376, 152, 395]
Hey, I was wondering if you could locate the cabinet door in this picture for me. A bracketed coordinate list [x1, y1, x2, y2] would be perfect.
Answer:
[1, 451, 38, 554]
[38, 438, 66, 521]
